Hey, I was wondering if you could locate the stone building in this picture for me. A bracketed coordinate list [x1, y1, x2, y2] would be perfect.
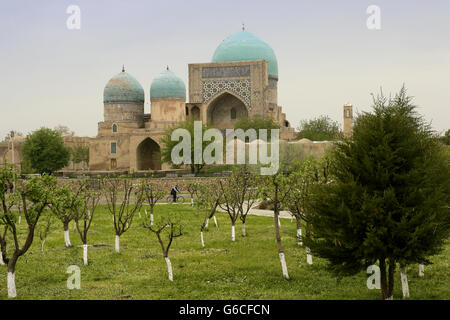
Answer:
[89, 27, 296, 172]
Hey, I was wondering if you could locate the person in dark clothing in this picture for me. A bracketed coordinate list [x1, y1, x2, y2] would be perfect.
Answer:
[170, 185, 180, 202]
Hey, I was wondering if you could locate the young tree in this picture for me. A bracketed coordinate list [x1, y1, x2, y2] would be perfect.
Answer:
[197, 180, 222, 247]
[186, 181, 200, 207]
[261, 170, 293, 280]
[0, 166, 56, 298]
[48, 183, 83, 247]
[22, 127, 71, 174]
[71, 143, 90, 168]
[296, 115, 341, 141]
[103, 178, 145, 253]
[38, 211, 55, 254]
[143, 179, 167, 226]
[143, 213, 183, 281]
[74, 180, 101, 266]
[304, 88, 450, 299]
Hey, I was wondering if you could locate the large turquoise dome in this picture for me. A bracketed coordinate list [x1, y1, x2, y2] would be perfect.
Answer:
[212, 29, 278, 78]
[104, 70, 145, 104]
[150, 69, 186, 99]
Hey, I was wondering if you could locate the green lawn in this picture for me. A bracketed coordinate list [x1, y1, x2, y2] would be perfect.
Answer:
[0, 204, 448, 300]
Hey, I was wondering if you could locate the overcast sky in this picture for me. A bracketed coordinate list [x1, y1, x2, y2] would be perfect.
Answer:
[1, 0, 449, 139]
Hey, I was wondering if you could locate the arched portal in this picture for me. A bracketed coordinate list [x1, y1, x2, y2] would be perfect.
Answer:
[136, 138, 161, 170]
[207, 93, 248, 129]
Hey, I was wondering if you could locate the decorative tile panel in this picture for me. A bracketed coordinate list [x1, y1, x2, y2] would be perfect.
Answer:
[202, 79, 251, 106]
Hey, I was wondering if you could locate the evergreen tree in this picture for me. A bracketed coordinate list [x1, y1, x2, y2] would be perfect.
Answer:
[304, 88, 450, 299]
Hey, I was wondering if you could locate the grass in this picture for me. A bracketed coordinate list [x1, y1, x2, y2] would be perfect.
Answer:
[0, 204, 448, 300]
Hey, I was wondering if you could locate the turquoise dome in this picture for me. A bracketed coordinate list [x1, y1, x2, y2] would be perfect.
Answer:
[212, 29, 278, 78]
[104, 70, 145, 104]
[150, 69, 186, 99]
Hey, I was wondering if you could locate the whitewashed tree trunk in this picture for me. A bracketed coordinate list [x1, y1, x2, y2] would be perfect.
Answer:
[213, 216, 218, 228]
[231, 224, 236, 241]
[41, 239, 45, 254]
[242, 222, 246, 237]
[165, 257, 173, 281]
[306, 247, 313, 265]
[400, 266, 410, 298]
[0, 252, 4, 265]
[279, 252, 290, 279]
[297, 227, 303, 246]
[205, 218, 209, 229]
[73, 222, 76, 231]
[64, 230, 71, 247]
[200, 231, 205, 247]
[278, 216, 281, 228]
[7, 272, 16, 298]
[191, 198, 194, 207]
[419, 264, 424, 277]
[18, 215, 21, 224]
[138, 211, 141, 218]
[150, 214, 154, 226]
[83, 244, 88, 265]
[115, 235, 120, 253]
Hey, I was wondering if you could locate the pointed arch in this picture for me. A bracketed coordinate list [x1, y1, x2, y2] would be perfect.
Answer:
[206, 92, 248, 129]
[136, 137, 161, 170]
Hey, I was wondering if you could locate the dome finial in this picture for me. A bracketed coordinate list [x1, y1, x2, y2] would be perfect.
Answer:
[122, 65, 125, 72]
[242, 23, 245, 31]
[166, 65, 169, 71]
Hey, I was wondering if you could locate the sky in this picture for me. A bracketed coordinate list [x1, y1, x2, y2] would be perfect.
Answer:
[1, 0, 449, 139]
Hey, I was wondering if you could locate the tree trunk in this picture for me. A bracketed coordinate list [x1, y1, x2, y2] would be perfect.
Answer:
[41, 239, 45, 254]
[7, 256, 18, 298]
[231, 222, 235, 241]
[400, 265, 410, 298]
[306, 247, 313, 265]
[191, 198, 194, 207]
[18, 215, 21, 224]
[150, 206, 154, 226]
[274, 210, 289, 279]
[387, 262, 395, 300]
[64, 223, 71, 247]
[200, 231, 205, 247]
[277, 216, 281, 228]
[83, 244, 88, 266]
[115, 235, 120, 253]
[296, 217, 303, 246]
[0, 250, 4, 265]
[419, 264, 424, 277]
[165, 256, 173, 281]
[205, 218, 209, 229]
[213, 215, 218, 228]
[379, 259, 388, 300]
[242, 222, 246, 237]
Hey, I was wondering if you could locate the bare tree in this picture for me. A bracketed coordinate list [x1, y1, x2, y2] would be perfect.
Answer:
[143, 214, 183, 281]
[143, 179, 167, 226]
[219, 167, 259, 241]
[74, 180, 101, 265]
[262, 170, 293, 280]
[0, 165, 56, 298]
[186, 181, 200, 208]
[103, 178, 145, 253]
[197, 180, 222, 247]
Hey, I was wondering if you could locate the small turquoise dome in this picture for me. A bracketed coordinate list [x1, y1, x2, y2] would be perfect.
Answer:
[212, 29, 278, 78]
[104, 70, 145, 104]
[150, 69, 186, 99]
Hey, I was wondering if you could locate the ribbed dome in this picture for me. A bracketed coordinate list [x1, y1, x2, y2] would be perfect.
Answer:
[212, 29, 278, 77]
[104, 70, 145, 104]
[150, 69, 186, 99]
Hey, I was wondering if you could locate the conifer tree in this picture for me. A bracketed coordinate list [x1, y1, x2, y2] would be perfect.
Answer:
[304, 88, 450, 299]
